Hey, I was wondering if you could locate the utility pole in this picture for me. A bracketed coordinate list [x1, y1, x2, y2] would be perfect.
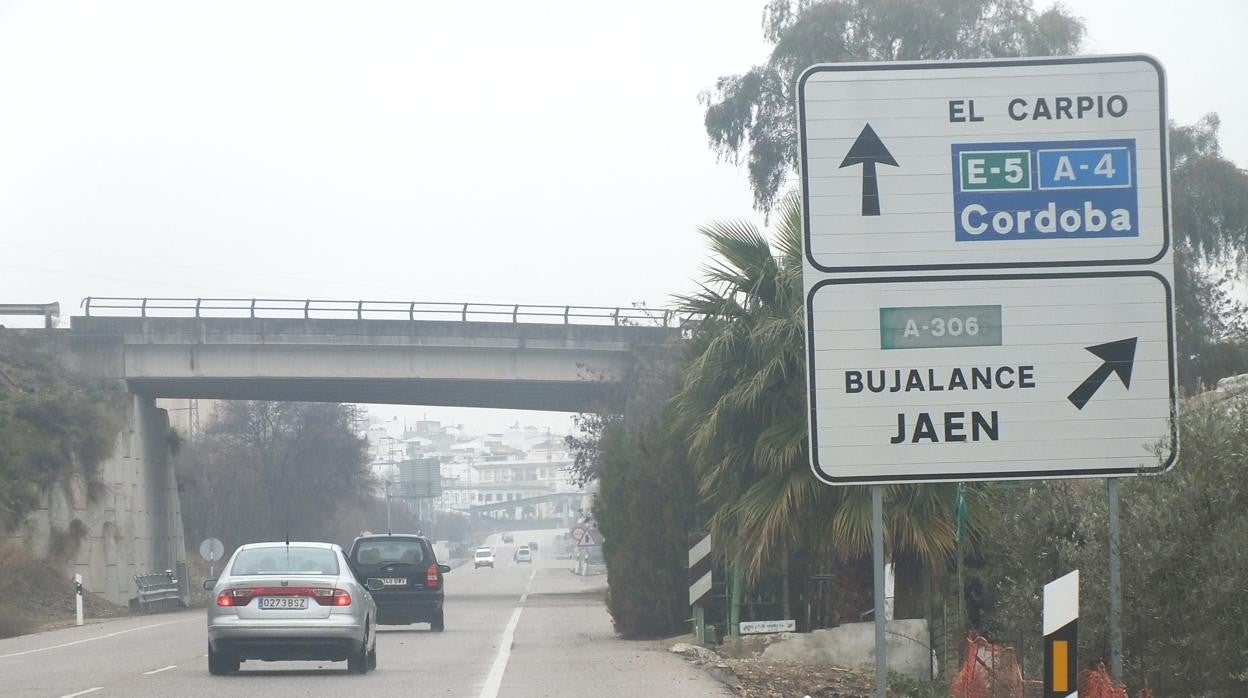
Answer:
[384, 480, 394, 534]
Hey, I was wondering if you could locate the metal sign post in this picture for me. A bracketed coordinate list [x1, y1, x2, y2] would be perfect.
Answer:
[871, 486, 886, 697]
[1107, 478, 1123, 680]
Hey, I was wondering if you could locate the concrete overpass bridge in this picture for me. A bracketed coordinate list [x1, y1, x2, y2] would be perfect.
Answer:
[4, 297, 684, 604]
[467, 491, 589, 519]
[67, 297, 684, 412]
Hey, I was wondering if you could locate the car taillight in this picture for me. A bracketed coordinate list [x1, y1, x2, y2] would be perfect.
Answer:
[426, 564, 440, 589]
[306, 588, 351, 606]
[216, 588, 254, 607]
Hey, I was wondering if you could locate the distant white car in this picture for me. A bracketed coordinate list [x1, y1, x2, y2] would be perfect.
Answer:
[474, 547, 495, 569]
[514, 546, 532, 564]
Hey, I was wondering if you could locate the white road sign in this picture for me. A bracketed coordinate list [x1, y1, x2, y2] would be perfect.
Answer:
[739, 620, 797, 635]
[798, 55, 1168, 273]
[807, 272, 1175, 483]
[799, 55, 1177, 484]
[199, 537, 224, 562]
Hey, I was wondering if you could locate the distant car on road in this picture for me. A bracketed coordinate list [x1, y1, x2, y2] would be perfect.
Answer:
[527, 541, 539, 552]
[347, 533, 450, 631]
[474, 547, 495, 569]
[514, 546, 532, 564]
[205, 541, 378, 675]
[501, 533, 514, 544]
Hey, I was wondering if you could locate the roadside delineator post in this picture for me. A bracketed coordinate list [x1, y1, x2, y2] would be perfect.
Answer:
[74, 573, 84, 627]
[1044, 570, 1079, 698]
[688, 534, 713, 643]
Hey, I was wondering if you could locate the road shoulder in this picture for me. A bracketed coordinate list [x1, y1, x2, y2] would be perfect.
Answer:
[498, 569, 733, 697]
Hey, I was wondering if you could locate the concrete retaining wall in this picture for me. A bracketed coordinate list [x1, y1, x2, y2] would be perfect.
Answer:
[760, 619, 932, 680]
[2, 396, 186, 606]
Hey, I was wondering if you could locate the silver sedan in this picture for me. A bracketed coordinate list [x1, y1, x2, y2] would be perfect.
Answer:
[205, 541, 379, 675]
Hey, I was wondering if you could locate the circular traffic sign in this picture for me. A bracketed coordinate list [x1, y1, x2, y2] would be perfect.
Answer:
[570, 525, 587, 543]
[199, 537, 224, 562]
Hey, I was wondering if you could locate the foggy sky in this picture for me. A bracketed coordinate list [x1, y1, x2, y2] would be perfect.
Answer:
[1, 0, 1243, 432]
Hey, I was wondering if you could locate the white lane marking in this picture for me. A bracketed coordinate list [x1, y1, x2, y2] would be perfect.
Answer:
[58, 688, 102, 698]
[0, 618, 196, 660]
[142, 664, 177, 675]
[520, 569, 536, 603]
[479, 606, 522, 698]
[479, 569, 539, 698]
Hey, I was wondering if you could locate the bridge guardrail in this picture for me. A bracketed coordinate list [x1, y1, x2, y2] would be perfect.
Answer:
[82, 297, 692, 328]
[133, 569, 186, 612]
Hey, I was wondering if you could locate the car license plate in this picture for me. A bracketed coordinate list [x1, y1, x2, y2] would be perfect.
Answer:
[258, 596, 308, 610]
[381, 578, 407, 586]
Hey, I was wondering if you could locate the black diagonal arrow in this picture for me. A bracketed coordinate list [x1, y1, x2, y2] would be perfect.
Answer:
[1067, 337, 1138, 410]
[839, 123, 899, 216]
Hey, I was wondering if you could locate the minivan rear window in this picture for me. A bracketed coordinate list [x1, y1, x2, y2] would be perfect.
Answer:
[230, 546, 339, 576]
[354, 539, 427, 567]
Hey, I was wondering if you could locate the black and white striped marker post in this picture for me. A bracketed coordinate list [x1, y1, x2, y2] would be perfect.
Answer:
[1043, 570, 1079, 698]
[688, 535, 712, 641]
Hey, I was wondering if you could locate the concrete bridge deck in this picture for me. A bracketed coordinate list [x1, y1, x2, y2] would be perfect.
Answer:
[61, 315, 680, 412]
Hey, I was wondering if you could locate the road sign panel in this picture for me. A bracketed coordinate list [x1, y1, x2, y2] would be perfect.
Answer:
[740, 620, 797, 635]
[199, 537, 224, 562]
[806, 271, 1176, 484]
[798, 55, 1167, 272]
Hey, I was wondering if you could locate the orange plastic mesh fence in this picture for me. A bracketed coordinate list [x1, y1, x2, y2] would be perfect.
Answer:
[950, 633, 1025, 698]
[949, 639, 1157, 698]
[1079, 664, 1128, 698]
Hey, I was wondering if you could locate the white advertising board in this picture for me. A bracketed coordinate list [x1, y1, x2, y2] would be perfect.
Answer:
[798, 56, 1167, 273]
[807, 272, 1175, 483]
[739, 620, 797, 635]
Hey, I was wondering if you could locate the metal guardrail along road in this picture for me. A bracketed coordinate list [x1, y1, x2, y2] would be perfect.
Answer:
[82, 297, 688, 328]
[133, 569, 185, 611]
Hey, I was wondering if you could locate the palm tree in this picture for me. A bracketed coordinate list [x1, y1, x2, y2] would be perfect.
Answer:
[672, 193, 964, 622]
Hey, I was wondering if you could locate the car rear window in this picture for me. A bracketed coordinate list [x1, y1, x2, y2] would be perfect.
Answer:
[230, 546, 339, 575]
[353, 539, 427, 567]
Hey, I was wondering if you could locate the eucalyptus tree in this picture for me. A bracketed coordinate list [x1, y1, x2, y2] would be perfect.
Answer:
[702, 0, 1084, 213]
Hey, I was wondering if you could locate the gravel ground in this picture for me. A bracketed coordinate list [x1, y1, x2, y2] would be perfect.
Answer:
[669, 640, 878, 697]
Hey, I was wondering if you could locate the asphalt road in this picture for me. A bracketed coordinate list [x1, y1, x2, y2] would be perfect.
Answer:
[0, 529, 729, 697]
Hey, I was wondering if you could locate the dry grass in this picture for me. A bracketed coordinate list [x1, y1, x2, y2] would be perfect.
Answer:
[0, 542, 48, 637]
[0, 541, 128, 638]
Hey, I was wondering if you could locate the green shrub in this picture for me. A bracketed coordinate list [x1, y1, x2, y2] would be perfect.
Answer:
[594, 416, 697, 638]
